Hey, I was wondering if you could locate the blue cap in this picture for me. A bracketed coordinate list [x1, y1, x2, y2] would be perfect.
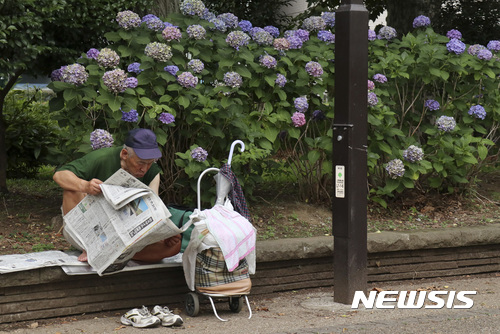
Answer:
[125, 129, 162, 160]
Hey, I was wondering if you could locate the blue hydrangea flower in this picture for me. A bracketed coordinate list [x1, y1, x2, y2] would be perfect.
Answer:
[90, 129, 114, 150]
[321, 12, 335, 27]
[187, 59, 204, 73]
[259, 55, 277, 69]
[318, 30, 335, 44]
[61, 64, 88, 86]
[121, 109, 138, 122]
[164, 65, 179, 76]
[368, 30, 377, 41]
[187, 24, 206, 39]
[446, 38, 466, 55]
[209, 18, 227, 32]
[305, 61, 323, 77]
[468, 105, 486, 120]
[487, 40, 500, 52]
[226, 31, 251, 50]
[385, 159, 405, 179]
[97, 48, 120, 68]
[377, 26, 397, 40]
[86, 48, 100, 60]
[177, 71, 198, 88]
[291, 112, 306, 127]
[287, 35, 303, 49]
[125, 77, 138, 89]
[191, 147, 208, 162]
[180, 0, 205, 16]
[468, 44, 486, 56]
[295, 29, 310, 42]
[250, 27, 274, 45]
[302, 16, 326, 32]
[294, 97, 308, 113]
[312, 109, 326, 121]
[102, 69, 128, 93]
[264, 26, 280, 38]
[158, 112, 175, 124]
[402, 145, 424, 163]
[217, 13, 238, 28]
[239, 20, 253, 32]
[477, 49, 493, 60]
[201, 8, 216, 21]
[143, 15, 164, 31]
[446, 29, 462, 40]
[127, 62, 143, 74]
[144, 42, 172, 62]
[51, 66, 66, 81]
[224, 71, 243, 88]
[436, 116, 456, 132]
[424, 99, 440, 111]
[116, 11, 141, 30]
[162, 26, 182, 41]
[275, 74, 287, 87]
[373, 73, 387, 83]
[412, 15, 431, 28]
[368, 92, 378, 106]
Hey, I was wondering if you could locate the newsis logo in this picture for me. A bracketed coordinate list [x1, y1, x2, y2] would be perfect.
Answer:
[351, 290, 477, 309]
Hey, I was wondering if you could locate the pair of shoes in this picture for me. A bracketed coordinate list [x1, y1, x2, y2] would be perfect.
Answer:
[120, 306, 160, 328]
[152, 305, 184, 327]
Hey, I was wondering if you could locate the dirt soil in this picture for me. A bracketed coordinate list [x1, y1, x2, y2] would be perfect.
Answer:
[0, 172, 499, 255]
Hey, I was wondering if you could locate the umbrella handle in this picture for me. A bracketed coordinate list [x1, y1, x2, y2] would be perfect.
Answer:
[197, 167, 220, 210]
[228, 140, 245, 166]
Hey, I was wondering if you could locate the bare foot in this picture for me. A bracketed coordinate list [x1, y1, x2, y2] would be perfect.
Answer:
[77, 251, 88, 262]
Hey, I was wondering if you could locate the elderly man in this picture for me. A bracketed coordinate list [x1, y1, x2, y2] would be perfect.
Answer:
[53, 128, 181, 262]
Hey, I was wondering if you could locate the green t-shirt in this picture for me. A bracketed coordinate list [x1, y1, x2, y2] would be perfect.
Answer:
[57, 146, 161, 186]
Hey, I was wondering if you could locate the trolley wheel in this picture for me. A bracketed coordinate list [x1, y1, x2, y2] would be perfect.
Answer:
[185, 292, 200, 317]
[229, 296, 243, 313]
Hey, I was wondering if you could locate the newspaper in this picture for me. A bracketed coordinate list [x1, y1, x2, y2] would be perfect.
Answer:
[63, 169, 191, 276]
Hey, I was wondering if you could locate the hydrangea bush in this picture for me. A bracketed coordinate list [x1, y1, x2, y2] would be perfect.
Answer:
[48, 2, 500, 206]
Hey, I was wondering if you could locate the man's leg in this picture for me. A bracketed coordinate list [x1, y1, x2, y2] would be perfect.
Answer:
[132, 234, 182, 263]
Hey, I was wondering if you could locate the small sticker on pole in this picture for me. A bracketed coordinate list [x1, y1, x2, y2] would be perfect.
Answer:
[335, 165, 345, 198]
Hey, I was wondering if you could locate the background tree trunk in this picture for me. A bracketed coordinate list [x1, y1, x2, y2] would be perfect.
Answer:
[152, 0, 180, 17]
[385, 0, 443, 36]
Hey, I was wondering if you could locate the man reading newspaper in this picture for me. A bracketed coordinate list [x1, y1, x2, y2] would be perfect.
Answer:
[53, 128, 182, 266]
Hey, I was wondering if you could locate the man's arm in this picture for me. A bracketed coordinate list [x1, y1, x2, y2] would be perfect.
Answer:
[53, 170, 104, 196]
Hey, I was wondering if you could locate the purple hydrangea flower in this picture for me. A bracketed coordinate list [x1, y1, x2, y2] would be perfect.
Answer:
[116, 11, 141, 30]
[217, 13, 238, 28]
[187, 59, 204, 73]
[191, 147, 208, 162]
[446, 29, 462, 40]
[302, 16, 326, 32]
[125, 77, 138, 89]
[373, 73, 387, 83]
[162, 26, 182, 41]
[102, 69, 128, 93]
[468, 105, 486, 120]
[239, 20, 253, 32]
[226, 31, 251, 50]
[97, 48, 120, 68]
[368, 92, 378, 106]
[294, 29, 310, 42]
[318, 30, 335, 44]
[468, 44, 486, 56]
[412, 15, 431, 28]
[275, 74, 287, 87]
[385, 159, 405, 179]
[158, 112, 175, 124]
[291, 112, 306, 127]
[51, 66, 65, 81]
[264, 26, 280, 38]
[273, 38, 290, 51]
[436, 115, 456, 132]
[368, 29, 377, 41]
[321, 12, 335, 27]
[209, 18, 227, 32]
[90, 129, 114, 150]
[177, 72, 198, 88]
[142, 14, 157, 22]
[86, 48, 100, 60]
[378, 26, 397, 40]
[287, 35, 303, 49]
[127, 62, 143, 74]
[180, 0, 205, 16]
[294, 97, 308, 113]
[424, 99, 440, 111]
[61, 64, 88, 86]
[487, 40, 500, 52]
[121, 109, 138, 122]
[312, 109, 326, 121]
[143, 15, 164, 31]
[187, 24, 206, 40]
[200, 8, 216, 21]
[259, 55, 277, 69]
[446, 38, 466, 55]
[367, 80, 375, 91]
[250, 27, 274, 45]
[477, 49, 493, 60]
[145, 42, 173, 62]
[305, 61, 323, 77]
[402, 145, 424, 163]
[164, 65, 179, 76]
[224, 71, 243, 88]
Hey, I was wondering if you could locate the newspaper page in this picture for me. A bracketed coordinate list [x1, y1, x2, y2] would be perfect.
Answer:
[63, 169, 191, 276]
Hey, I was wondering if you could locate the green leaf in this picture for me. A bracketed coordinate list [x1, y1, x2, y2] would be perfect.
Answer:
[178, 95, 190, 108]
[140, 97, 154, 107]
[307, 150, 321, 165]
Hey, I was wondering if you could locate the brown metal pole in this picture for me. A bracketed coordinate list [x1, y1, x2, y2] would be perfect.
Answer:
[332, 0, 369, 304]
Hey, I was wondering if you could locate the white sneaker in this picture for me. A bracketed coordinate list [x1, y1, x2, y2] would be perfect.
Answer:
[120, 306, 160, 328]
[152, 305, 184, 327]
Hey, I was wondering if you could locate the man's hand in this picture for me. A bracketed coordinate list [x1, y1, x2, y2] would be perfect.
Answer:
[164, 234, 182, 248]
[84, 178, 104, 195]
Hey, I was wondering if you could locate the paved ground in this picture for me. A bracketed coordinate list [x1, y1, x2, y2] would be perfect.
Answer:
[1, 275, 500, 333]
